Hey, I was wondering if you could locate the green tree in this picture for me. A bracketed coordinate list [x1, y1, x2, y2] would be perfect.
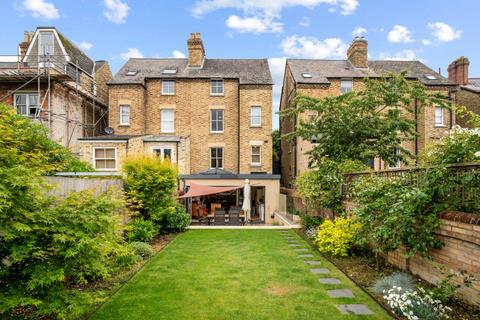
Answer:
[272, 129, 281, 161]
[281, 73, 451, 168]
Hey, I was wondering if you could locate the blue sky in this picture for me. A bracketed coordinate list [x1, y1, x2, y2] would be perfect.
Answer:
[1, 0, 478, 128]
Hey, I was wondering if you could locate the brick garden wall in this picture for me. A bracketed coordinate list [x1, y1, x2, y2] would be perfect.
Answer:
[343, 200, 480, 306]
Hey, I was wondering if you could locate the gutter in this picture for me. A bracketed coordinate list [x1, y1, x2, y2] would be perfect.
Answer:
[414, 99, 418, 164]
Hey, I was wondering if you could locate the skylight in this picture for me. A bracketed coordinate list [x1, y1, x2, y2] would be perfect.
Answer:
[126, 71, 137, 76]
[302, 73, 313, 78]
[425, 74, 437, 80]
[163, 68, 178, 75]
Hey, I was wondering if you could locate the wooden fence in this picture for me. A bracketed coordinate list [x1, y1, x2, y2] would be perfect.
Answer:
[342, 163, 480, 212]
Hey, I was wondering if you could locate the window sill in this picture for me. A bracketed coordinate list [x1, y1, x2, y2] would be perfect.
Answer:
[250, 125, 262, 128]
[210, 131, 224, 134]
[161, 131, 175, 134]
[119, 124, 130, 127]
[434, 124, 447, 128]
[250, 163, 262, 167]
[210, 94, 224, 97]
[161, 93, 175, 96]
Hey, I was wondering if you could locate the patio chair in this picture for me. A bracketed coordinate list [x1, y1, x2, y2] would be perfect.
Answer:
[213, 208, 226, 225]
[228, 208, 241, 226]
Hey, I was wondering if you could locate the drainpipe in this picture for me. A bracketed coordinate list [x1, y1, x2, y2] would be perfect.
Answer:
[414, 99, 418, 164]
[237, 81, 241, 174]
[448, 88, 455, 129]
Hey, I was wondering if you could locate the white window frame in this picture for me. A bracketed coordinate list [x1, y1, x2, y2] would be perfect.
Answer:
[250, 106, 262, 127]
[210, 147, 224, 169]
[39, 31, 54, 56]
[210, 79, 224, 96]
[388, 148, 401, 169]
[13, 93, 39, 118]
[210, 109, 224, 133]
[119, 105, 130, 126]
[435, 106, 445, 127]
[162, 80, 175, 95]
[93, 147, 117, 171]
[251, 146, 261, 166]
[161, 109, 175, 133]
[341, 79, 353, 94]
[151, 147, 175, 162]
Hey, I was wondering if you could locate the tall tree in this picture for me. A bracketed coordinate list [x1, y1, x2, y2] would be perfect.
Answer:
[281, 73, 451, 169]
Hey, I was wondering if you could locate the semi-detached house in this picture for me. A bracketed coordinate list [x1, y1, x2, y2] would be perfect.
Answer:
[79, 33, 280, 224]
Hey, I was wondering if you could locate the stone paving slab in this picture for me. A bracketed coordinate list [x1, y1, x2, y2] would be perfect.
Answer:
[327, 289, 355, 298]
[288, 244, 301, 247]
[287, 240, 299, 243]
[298, 254, 314, 258]
[337, 304, 373, 315]
[319, 278, 342, 284]
[304, 260, 321, 265]
[293, 248, 309, 252]
[310, 268, 330, 274]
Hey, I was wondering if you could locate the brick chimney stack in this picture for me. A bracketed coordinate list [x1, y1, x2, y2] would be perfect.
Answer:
[448, 56, 470, 85]
[347, 37, 368, 68]
[18, 31, 34, 59]
[187, 32, 205, 68]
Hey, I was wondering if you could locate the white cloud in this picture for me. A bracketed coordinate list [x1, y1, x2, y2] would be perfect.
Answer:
[352, 26, 367, 38]
[387, 25, 413, 43]
[268, 57, 286, 129]
[226, 15, 283, 33]
[191, 0, 359, 17]
[172, 50, 186, 58]
[21, 0, 59, 20]
[379, 49, 417, 61]
[120, 48, 144, 61]
[298, 16, 310, 27]
[282, 35, 347, 59]
[428, 22, 462, 42]
[421, 39, 431, 45]
[103, 0, 130, 24]
[77, 41, 93, 51]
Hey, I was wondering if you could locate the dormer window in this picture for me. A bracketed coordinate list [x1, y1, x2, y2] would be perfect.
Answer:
[39, 31, 54, 56]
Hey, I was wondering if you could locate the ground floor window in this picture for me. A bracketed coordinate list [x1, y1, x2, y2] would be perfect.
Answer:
[93, 147, 116, 170]
[152, 147, 174, 162]
[388, 148, 401, 169]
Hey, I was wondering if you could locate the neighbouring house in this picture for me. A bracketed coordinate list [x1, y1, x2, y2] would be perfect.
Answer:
[78, 33, 280, 224]
[0, 27, 112, 153]
[448, 57, 480, 128]
[279, 37, 457, 188]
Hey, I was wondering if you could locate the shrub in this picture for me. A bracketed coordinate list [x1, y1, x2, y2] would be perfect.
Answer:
[127, 218, 158, 242]
[0, 103, 93, 175]
[315, 217, 362, 256]
[421, 125, 480, 165]
[130, 242, 154, 259]
[0, 188, 135, 318]
[383, 286, 452, 320]
[372, 272, 415, 294]
[299, 212, 324, 230]
[154, 202, 191, 233]
[122, 156, 178, 217]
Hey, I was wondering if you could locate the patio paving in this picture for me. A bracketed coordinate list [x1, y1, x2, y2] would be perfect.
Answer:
[304, 260, 321, 265]
[337, 304, 374, 315]
[327, 289, 355, 298]
[288, 244, 302, 247]
[298, 254, 314, 258]
[319, 278, 342, 284]
[293, 248, 309, 252]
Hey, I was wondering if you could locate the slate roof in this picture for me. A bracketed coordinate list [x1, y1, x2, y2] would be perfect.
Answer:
[288, 59, 454, 86]
[94, 60, 107, 72]
[109, 58, 273, 85]
[38, 27, 95, 75]
[462, 78, 480, 93]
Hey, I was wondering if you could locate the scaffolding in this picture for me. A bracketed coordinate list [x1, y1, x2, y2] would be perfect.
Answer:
[0, 54, 109, 147]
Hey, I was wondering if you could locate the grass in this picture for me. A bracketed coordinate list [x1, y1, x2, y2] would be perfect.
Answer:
[91, 230, 391, 319]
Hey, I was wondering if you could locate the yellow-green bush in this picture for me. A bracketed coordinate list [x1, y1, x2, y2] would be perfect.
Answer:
[315, 217, 362, 256]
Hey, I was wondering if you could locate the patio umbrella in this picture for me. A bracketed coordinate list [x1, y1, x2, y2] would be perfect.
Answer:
[242, 179, 251, 221]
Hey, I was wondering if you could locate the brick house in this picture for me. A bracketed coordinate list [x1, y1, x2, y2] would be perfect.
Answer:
[280, 37, 457, 188]
[448, 57, 480, 128]
[0, 27, 112, 152]
[78, 33, 280, 223]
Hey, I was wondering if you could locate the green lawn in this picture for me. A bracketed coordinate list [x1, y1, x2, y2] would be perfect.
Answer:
[92, 230, 390, 319]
